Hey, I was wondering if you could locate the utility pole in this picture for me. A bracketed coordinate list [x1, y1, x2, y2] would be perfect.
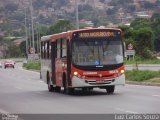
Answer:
[75, 0, 79, 29]
[30, 0, 35, 53]
[36, 22, 39, 53]
[28, 24, 31, 48]
[25, 7, 28, 58]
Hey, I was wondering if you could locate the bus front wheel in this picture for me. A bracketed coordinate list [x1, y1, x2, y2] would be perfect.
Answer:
[63, 80, 74, 95]
[47, 74, 54, 92]
[47, 79, 54, 92]
[55, 86, 61, 92]
[106, 86, 115, 94]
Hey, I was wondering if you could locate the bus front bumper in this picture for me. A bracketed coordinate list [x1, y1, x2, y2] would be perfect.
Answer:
[71, 74, 125, 88]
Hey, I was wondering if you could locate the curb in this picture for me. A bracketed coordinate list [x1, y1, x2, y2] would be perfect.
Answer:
[126, 81, 160, 87]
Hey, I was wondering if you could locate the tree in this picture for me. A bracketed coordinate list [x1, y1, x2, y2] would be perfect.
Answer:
[48, 20, 73, 34]
[127, 4, 136, 12]
[130, 18, 151, 29]
[33, 0, 45, 9]
[151, 13, 160, 51]
[6, 45, 23, 58]
[109, 0, 133, 6]
[106, 8, 116, 16]
[143, 1, 155, 9]
[119, 25, 134, 39]
[56, 0, 68, 7]
[78, 4, 93, 12]
[5, 3, 18, 12]
[134, 28, 154, 58]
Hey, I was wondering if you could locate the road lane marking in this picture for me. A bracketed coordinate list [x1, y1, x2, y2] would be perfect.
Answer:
[0, 108, 8, 114]
[35, 92, 44, 95]
[152, 95, 160, 97]
[125, 110, 138, 114]
[15, 87, 23, 90]
[115, 108, 138, 114]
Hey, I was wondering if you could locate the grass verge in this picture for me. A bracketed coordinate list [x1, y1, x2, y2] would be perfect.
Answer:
[23, 61, 40, 71]
[126, 70, 160, 82]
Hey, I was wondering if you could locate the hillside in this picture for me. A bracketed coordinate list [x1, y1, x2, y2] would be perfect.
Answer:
[0, 0, 160, 37]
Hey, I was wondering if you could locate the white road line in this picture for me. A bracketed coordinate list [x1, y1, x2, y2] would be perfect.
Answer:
[35, 92, 44, 95]
[15, 87, 23, 90]
[152, 95, 160, 97]
[125, 110, 138, 114]
[115, 108, 138, 114]
[126, 84, 160, 88]
[39, 81, 44, 83]
[115, 108, 124, 112]
[0, 108, 8, 114]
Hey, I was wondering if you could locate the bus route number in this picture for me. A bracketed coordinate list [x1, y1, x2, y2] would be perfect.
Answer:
[79, 32, 115, 37]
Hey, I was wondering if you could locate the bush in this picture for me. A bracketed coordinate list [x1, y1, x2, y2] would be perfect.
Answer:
[126, 70, 160, 81]
[23, 61, 40, 70]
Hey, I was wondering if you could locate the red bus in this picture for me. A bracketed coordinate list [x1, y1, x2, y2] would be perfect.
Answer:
[40, 28, 125, 94]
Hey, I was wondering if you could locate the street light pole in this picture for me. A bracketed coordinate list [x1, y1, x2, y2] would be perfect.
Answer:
[30, 0, 35, 53]
[36, 22, 39, 53]
[28, 24, 31, 48]
[75, 0, 79, 29]
[25, 7, 28, 58]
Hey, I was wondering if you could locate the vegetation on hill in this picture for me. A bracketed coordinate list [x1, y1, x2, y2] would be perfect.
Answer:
[120, 12, 160, 59]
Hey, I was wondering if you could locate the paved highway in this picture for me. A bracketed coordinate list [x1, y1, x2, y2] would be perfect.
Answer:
[0, 63, 160, 114]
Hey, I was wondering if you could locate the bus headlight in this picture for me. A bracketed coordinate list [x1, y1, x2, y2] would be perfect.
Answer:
[74, 72, 78, 76]
[120, 70, 125, 74]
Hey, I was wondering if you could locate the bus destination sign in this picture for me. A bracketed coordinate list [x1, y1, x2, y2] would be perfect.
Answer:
[79, 31, 118, 37]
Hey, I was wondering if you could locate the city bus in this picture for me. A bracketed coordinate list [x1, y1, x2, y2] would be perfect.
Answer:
[40, 28, 125, 94]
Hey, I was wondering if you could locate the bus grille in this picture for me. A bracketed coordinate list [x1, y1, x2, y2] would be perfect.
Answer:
[85, 79, 115, 85]
[86, 74, 113, 78]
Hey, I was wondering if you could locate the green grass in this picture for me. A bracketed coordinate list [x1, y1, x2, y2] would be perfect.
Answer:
[23, 61, 40, 71]
[126, 70, 160, 82]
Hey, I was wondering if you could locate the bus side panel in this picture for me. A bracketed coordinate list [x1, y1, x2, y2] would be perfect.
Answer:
[41, 59, 51, 83]
[67, 40, 72, 86]
[55, 59, 63, 86]
[51, 42, 56, 85]
[41, 60, 47, 83]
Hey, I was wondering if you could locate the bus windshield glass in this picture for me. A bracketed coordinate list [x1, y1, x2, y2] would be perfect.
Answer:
[72, 38, 123, 66]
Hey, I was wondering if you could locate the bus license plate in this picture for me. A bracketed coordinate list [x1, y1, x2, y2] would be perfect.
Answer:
[96, 80, 105, 83]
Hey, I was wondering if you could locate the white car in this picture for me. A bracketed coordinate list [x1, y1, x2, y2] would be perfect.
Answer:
[4, 60, 15, 69]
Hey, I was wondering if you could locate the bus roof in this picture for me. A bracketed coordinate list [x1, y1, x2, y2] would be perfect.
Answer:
[41, 28, 121, 42]
[41, 35, 53, 41]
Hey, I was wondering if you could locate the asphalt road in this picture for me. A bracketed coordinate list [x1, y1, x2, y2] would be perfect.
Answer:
[0, 63, 160, 115]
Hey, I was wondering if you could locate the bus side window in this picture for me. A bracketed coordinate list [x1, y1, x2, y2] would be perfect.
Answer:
[57, 40, 61, 59]
[62, 39, 67, 58]
[47, 41, 50, 59]
[49, 43, 51, 59]
[44, 42, 48, 59]
[41, 42, 44, 59]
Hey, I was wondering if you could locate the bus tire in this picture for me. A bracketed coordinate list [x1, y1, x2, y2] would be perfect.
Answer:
[63, 78, 74, 95]
[47, 80, 54, 92]
[55, 86, 61, 92]
[82, 87, 87, 92]
[66, 88, 74, 95]
[106, 85, 115, 94]
[47, 74, 54, 92]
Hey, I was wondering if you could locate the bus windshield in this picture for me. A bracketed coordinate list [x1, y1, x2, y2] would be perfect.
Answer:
[72, 38, 123, 66]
